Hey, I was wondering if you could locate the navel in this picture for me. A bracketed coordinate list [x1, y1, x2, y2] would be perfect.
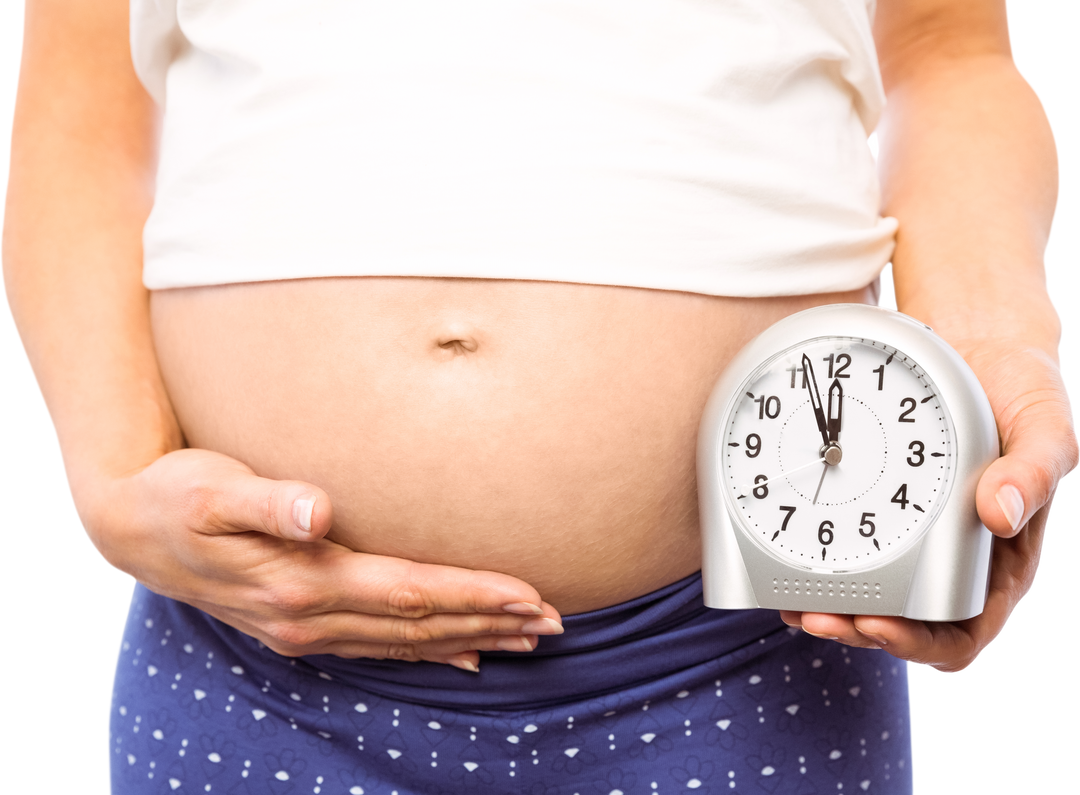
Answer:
[435, 323, 480, 355]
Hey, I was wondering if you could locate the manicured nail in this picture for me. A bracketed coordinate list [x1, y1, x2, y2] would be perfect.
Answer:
[502, 602, 544, 616]
[292, 496, 316, 533]
[521, 618, 564, 635]
[449, 658, 480, 673]
[859, 632, 888, 647]
[496, 636, 535, 652]
[803, 629, 838, 641]
[996, 484, 1025, 533]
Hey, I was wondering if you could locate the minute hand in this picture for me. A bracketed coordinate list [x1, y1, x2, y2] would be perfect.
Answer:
[802, 354, 830, 448]
[827, 378, 843, 443]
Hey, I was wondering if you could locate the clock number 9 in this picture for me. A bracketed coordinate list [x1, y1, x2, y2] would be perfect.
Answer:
[745, 433, 761, 458]
[752, 475, 769, 499]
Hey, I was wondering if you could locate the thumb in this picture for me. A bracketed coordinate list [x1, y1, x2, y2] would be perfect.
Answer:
[155, 449, 334, 541]
[975, 350, 1077, 538]
[212, 474, 334, 541]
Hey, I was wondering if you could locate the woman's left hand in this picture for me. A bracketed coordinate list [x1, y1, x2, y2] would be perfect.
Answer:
[782, 333, 1076, 671]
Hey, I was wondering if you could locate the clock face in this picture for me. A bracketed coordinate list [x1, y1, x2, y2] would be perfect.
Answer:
[721, 336, 955, 573]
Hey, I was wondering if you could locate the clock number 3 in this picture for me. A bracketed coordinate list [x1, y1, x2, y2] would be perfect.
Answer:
[907, 440, 925, 466]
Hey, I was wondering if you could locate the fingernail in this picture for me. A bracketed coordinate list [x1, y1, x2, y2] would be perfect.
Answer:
[521, 618, 564, 635]
[449, 658, 480, 673]
[496, 636, 535, 652]
[803, 629, 838, 641]
[502, 602, 544, 616]
[859, 632, 888, 647]
[996, 484, 1025, 533]
[292, 496, 316, 534]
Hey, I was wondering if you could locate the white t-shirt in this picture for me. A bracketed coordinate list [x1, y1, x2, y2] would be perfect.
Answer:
[133, 0, 897, 296]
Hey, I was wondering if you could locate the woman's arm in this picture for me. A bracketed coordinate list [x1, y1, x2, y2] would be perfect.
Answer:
[783, 0, 1076, 669]
[4, 0, 561, 668]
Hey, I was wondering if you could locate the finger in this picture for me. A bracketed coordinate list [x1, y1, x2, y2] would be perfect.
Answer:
[974, 349, 1077, 538]
[191, 463, 334, 541]
[315, 632, 549, 662]
[210, 480, 332, 542]
[789, 500, 1049, 672]
[785, 612, 879, 649]
[329, 553, 562, 620]
[246, 603, 564, 652]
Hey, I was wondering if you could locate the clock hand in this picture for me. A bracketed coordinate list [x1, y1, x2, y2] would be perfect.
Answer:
[736, 455, 827, 497]
[801, 354, 831, 448]
[812, 462, 828, 505]
[827, 378, 843, 444]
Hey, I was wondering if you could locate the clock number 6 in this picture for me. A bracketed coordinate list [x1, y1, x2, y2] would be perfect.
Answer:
[818, 520, 834, 560]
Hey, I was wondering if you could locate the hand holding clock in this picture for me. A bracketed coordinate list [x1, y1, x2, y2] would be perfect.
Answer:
[783, 340, 1075, 671]
[782, 0, 1078, 671]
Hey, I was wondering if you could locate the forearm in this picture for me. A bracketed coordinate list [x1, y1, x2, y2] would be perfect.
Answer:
[2, 0, 181, 525]
[875, 0, 1059, 356]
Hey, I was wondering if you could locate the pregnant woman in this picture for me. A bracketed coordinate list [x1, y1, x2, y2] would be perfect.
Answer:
[5, 0, 1074, 793]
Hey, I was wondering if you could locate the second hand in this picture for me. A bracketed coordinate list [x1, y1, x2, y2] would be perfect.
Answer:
[812, 462, 828, 504]
[737, 456, 827, 498]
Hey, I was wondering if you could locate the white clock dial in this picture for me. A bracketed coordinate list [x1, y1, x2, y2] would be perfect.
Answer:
[721, 337, 955, 572]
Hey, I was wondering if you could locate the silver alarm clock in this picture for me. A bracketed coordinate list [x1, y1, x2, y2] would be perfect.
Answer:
[698, 304, 998, 621]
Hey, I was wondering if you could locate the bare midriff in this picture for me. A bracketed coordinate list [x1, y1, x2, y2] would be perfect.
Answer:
[151, 277, 873, 615]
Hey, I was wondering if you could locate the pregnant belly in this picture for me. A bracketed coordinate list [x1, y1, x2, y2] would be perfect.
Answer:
[151, 277, 872, 614]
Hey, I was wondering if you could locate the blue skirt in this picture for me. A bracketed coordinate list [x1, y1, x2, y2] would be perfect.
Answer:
[110, 574, 911, 794]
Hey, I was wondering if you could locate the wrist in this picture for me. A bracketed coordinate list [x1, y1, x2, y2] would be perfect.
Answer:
[897, 285, 1061, 363]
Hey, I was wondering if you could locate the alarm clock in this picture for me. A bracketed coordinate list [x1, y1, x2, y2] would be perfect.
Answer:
[698, 304, 998, 621]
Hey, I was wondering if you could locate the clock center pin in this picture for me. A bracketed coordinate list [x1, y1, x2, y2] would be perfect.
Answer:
[822, 444, 843, 466]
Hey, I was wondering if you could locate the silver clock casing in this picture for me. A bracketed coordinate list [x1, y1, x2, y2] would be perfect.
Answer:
[698, 304, 998, 621]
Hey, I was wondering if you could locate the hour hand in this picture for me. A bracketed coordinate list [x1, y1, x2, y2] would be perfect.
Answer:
[827, 378, 843, 444]
[801, 354, 830, 447]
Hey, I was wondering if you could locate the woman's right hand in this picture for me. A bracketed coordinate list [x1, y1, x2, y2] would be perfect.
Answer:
[81, 448, 563, 672]
[6, 4, 562, 673]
